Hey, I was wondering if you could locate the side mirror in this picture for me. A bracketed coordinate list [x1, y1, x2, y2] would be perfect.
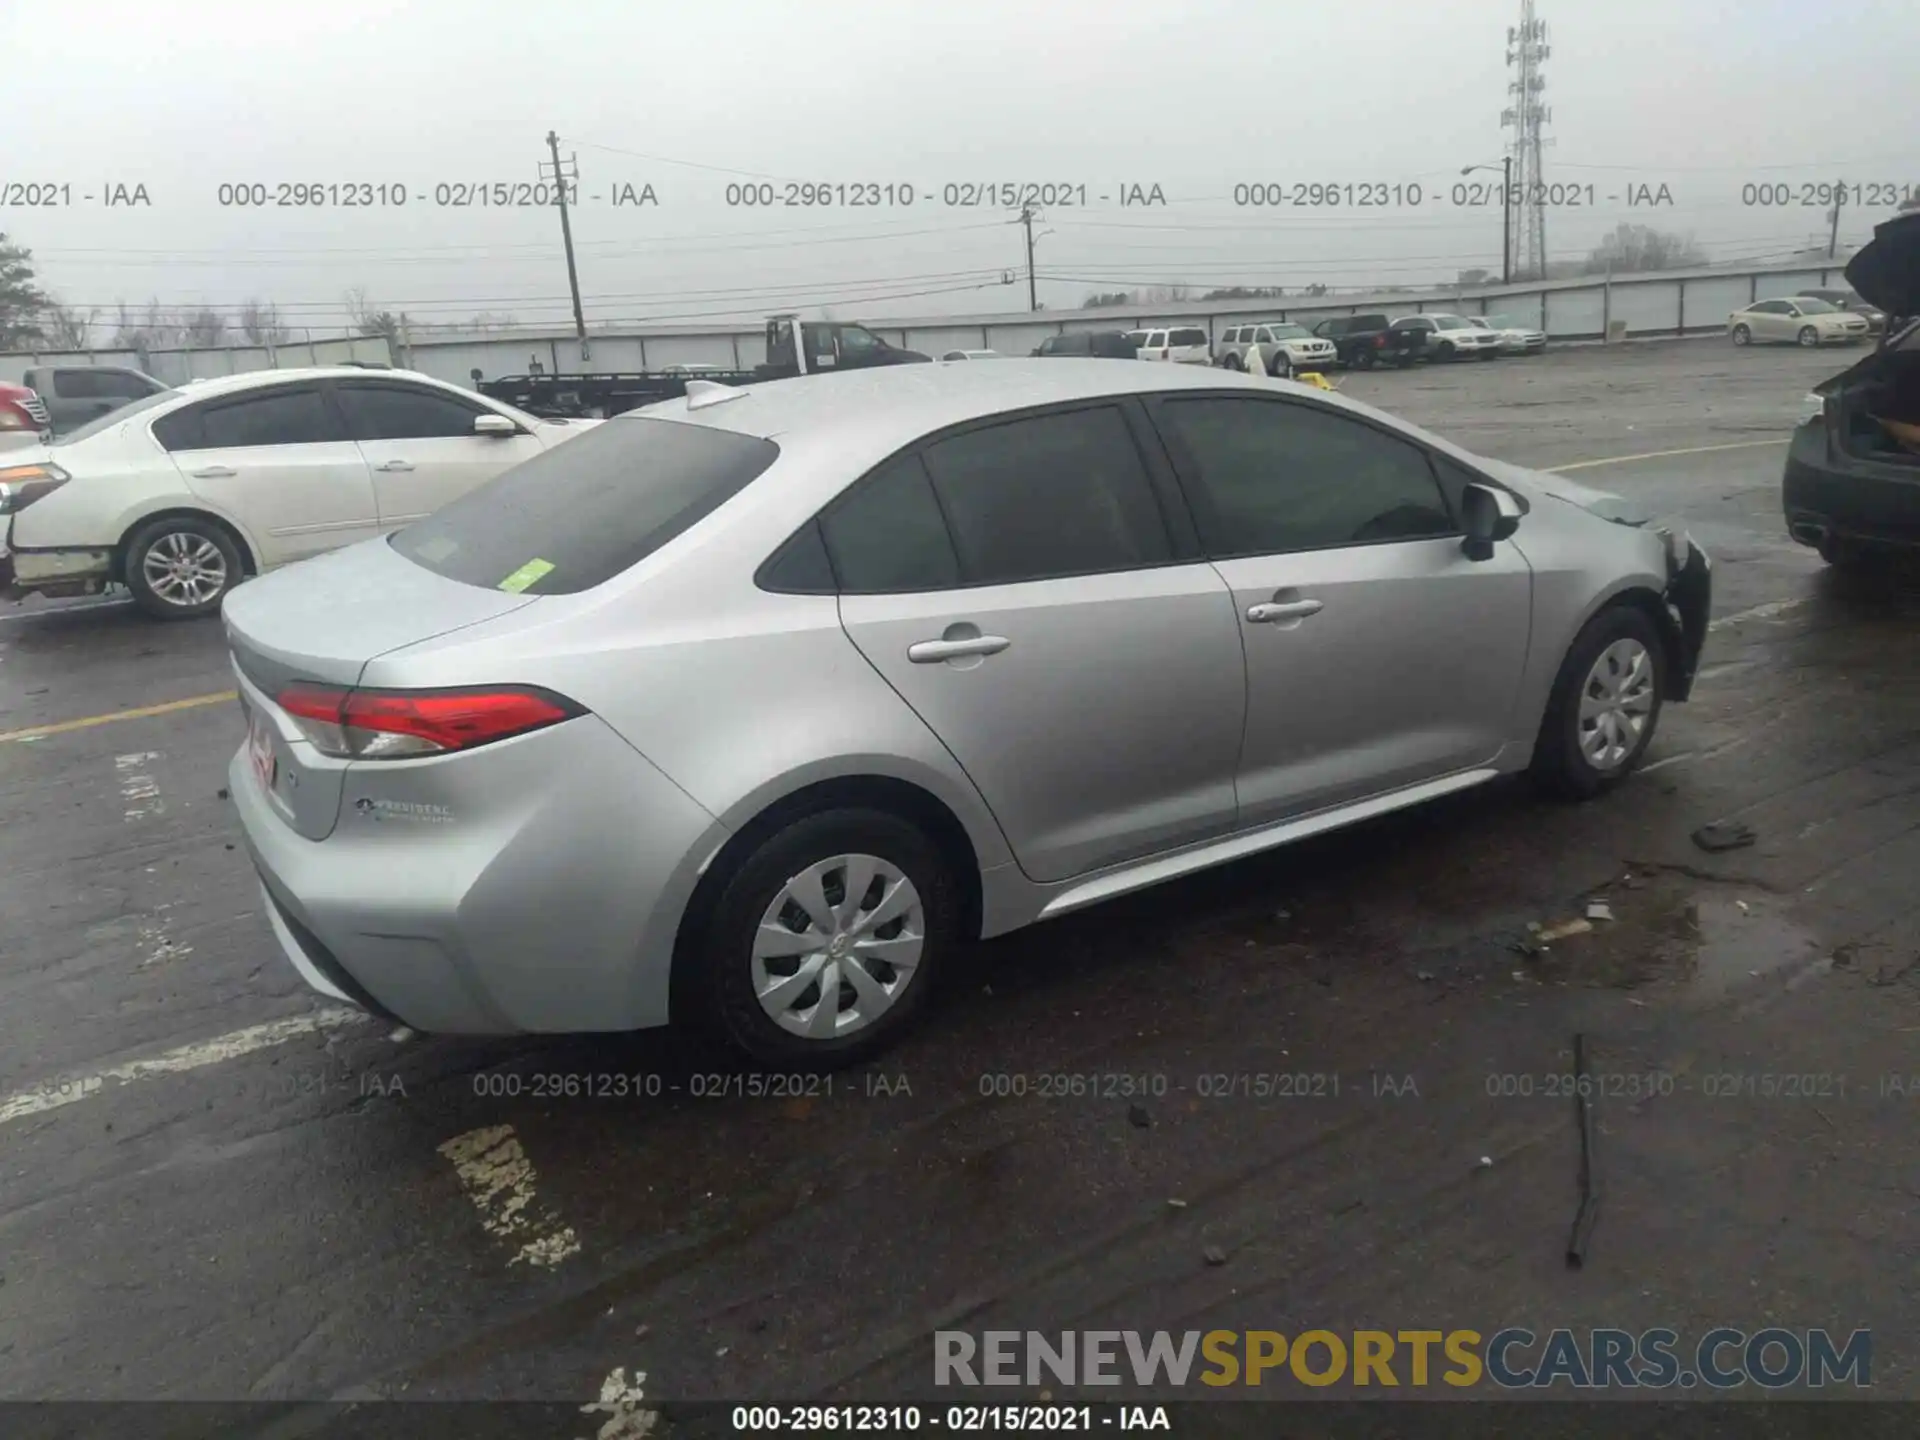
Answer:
[1460, 482, 1522, 561]
[473, 413, 517, 437]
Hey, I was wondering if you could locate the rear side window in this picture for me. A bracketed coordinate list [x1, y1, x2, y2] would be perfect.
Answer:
[821, 453, 961, 593]
[389, 416, 779, 595]
[174, 387, 341, 449]
[920, 406, 1171, 585]
[53, 369, 147, 399]
[1170, 328, 1209, 347]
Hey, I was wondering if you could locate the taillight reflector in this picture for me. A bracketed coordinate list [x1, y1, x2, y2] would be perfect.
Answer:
[275, 684, 581, 759]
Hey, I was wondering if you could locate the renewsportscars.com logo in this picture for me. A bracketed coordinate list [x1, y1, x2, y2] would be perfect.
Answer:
[934, 1328, 1872, 1390]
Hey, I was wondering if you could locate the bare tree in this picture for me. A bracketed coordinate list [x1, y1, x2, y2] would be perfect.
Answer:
[1582, 224, 1706, 275]
[111, 299, 181, 349]
[179, 307, 229, 347]
[43, 301, 99, 349]
[1082, 290, 1134, 308]
[345, 285, 403, 341]
[238, 299, 293, 345]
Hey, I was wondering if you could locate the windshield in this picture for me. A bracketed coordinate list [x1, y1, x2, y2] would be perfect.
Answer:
[1270, 324, 1311, 339]
[1430, 315, 1473, 330]
[50, 387, 181, 445]
[1794, 298, 1841, 315]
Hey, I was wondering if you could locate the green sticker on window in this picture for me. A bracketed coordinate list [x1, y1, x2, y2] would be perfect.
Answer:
[498, 558, 555, 593]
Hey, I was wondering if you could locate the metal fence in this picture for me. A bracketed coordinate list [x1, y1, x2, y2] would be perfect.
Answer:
[0, 334, 394, 387]
[395, 257, 1865, 390]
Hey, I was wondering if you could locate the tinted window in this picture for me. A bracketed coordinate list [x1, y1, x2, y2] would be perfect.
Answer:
[53, 369, 153, 399]
[839, 325, 882, 357]
[53, 388, 180, 446]
[758, 519, 837, 594]
[1123, 332, 1147, 346]
[1170, 328, 1209, 347]
[337, 383, 487, 440]
[390, 416, 779, 595]
[1391, 318, 1435, 331]
[1156, 397, 1455, 556]
[191, 388, 340, 448]
[920, 406, 1171, 585]
[821, 452, 961, 593]
[1750, 301, 1788, 315]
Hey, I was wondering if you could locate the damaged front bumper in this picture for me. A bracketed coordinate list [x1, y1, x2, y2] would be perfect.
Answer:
[1662, 535, 1711, 702]
[1, 545, 116, 601]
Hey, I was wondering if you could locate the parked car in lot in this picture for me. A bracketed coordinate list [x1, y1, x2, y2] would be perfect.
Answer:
[21, 364, 168, 434]
[1797, 287, 1888, 336]
[0, 367, 600, 618]
[1470, 315, 1549, 355]
[940, 350, 1003, 360]
[1216, 323, 1338, 376]
[1310, 313, 1412, 369]
[1783, 210, 1920, 568]
[220, 359, 1710, 1068]
[1400, 314, 1503, 361]
[0, 381, 52, 452]
[1124, 326, 1213, 364]
[1032, 331, 1138, 359]
[1729, 297, 1871, 347]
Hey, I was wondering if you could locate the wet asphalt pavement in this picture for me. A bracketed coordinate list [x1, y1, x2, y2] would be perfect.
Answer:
[2, 339, 1917, 1425]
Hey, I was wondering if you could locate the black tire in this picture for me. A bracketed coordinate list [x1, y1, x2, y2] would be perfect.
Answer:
[1268, 351, 1291, 378]
[1224, 353, 1245, 372]
[1479, 349, 1500, 360]
[1529, 605, 1668, 801]
[694, 807, 959, 1070]
[1354, 349, 1376, 371]
[123, 515, 244, 620]
[1797, 325, 1819, 348]
[1435, 341, 1456, 362]
[1731, 324, 1751, 346]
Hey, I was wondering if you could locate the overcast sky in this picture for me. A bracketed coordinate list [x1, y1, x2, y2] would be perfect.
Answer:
[6, 0, 1918, 337]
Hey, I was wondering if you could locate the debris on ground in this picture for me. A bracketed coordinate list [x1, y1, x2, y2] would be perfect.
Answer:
[1167, 1198, 1188, 1210]
[1532, 918, 1594, 943]
[1586, 901, 1615, 922]
[1476, 1155, 1494, 1169]
[1693, 820, 1757, 853]
[1127, 1105, 1150, 1129]
[1735, 900, 1751, 915]
[1202, 1246, 1227, 1266]
[1416, 969, 1436, 982]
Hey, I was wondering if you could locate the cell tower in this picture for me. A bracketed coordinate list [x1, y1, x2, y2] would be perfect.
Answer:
[1503, 1, 1551, 279]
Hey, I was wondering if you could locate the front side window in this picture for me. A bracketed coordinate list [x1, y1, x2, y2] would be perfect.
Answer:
[838, 325, 882, 357]
[919, 405, 1172, 585]
[336, 382, 490, 440]
[1155, 396, 1455, 557]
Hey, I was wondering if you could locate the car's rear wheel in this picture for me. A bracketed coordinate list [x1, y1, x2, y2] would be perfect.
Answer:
[1353, 349, 1375, 370]
[1268, 351, 1292, 378]
[1223, 354, 1244, 372]
[1731, 324, 1751, 346]
[124, 516, 243, 619]
[1530, 605, 1667, 800]
[696, 808, 959, 1069]
[1797, 326, 1820, 348]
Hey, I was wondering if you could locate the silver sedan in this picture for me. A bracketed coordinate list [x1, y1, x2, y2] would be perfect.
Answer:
[224, 360, 1711, 1068]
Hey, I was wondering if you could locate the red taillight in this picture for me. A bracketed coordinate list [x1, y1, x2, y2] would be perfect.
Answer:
[1373, 334, 1386, 348]
[276, 683, 580, 759]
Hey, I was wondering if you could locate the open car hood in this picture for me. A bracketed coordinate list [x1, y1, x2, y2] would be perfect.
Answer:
[1844, 210, 1920, 317]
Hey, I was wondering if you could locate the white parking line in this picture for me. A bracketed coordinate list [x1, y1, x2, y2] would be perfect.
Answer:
[438, 1124, 583, 1268]
[116, 750, 165, 821]
[1548, 438, 1790, 472]
[0, 1007, 369, 1127]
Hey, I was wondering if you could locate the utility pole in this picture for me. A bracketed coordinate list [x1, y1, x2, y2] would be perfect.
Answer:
[1827, 174, 1845, 259]
[1502, 154, 1514, 284]
[1020, 203, 1038, 312]
[543, 130, 589, 362]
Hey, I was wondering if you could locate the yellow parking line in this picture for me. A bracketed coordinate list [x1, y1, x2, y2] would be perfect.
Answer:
[0, 690, 238, 745]
[1549, 438, 1789, 472]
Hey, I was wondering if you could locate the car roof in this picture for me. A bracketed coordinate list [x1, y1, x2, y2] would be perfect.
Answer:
[630, 356, 1374, 456]
[149, 365, 455, 400]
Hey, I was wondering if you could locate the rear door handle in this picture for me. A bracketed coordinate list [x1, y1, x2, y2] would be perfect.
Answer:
[373, 460, 416, 473]
[1246, 599, 1323, 623]
[908, 634, 1010, 663]
[190, 465, 236, 478]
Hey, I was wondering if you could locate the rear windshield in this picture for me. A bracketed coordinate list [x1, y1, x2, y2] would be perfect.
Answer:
[1169, 328, 1209, 346]
[388, 415, 780, 595]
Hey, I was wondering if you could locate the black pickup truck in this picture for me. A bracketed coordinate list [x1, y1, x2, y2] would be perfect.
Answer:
[477, 315, 929, 418]
[1310, 313, 1427, 369]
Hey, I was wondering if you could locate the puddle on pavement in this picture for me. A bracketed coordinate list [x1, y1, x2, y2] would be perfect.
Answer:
[1524, 876, 1826, 999]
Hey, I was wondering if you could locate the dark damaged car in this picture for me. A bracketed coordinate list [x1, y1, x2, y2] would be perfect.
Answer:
[1784, 209, 1920, 568]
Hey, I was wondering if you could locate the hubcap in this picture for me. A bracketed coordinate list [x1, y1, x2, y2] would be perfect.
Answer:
[1577, 638, 1656, 771]
[751, 853, 925, 1041]
[142, 531, 228, 607]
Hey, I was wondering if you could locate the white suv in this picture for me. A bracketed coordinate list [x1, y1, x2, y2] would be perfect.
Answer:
[1217, 323, 1339, 376]
[1123, 326, 1213, 364]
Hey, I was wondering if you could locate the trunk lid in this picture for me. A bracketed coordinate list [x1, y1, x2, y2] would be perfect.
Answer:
[1845, 210, 1920, 318]
[222, 537, 538, 839]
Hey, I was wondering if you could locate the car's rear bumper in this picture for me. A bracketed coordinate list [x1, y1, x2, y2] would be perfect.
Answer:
[0, 544, 115, 601]
[229, 711, 727, 1035]
[1782, 426, 1920, 551]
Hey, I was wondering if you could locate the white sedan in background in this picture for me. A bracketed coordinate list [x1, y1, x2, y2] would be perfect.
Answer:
[1728, 297, 1871, 347]
[0, 366, 599, 618]
[1470, 315, 1548, 354]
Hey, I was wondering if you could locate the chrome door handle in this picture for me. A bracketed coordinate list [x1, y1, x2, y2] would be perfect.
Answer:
[191, 465, 237, 478]
[373, 460, 415, 472]
[907, 634, 1010, 663]
[1246, 599, 1323, 623]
